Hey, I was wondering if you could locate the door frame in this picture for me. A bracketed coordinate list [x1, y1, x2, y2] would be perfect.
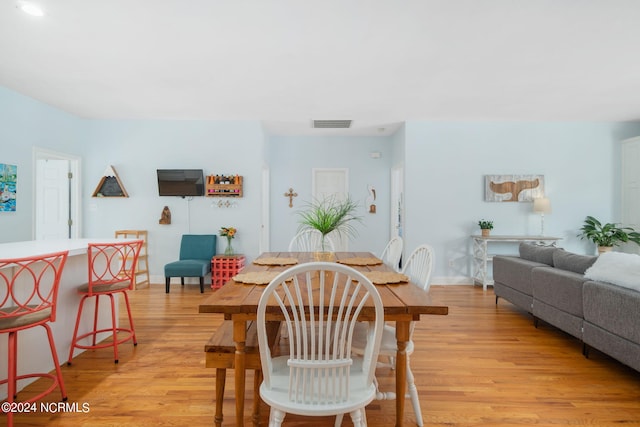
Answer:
[32, 147, 81, 239]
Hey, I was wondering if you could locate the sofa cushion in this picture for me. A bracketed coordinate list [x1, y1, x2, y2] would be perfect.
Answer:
[519, 243, 556, 266]
[552, 250, 597, 275]
[532, 267, 587, 317]
[584, 252, 640, 292]
[493, 255, 547, 296]
[583, 280, 640, 343]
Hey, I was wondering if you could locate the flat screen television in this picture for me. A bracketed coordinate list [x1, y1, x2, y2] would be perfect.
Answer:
[157, 169, 205, 197]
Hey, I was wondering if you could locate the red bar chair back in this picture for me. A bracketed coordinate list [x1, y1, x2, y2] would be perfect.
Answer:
[67, 240, 143, 365]
[0, 250, 69, 427]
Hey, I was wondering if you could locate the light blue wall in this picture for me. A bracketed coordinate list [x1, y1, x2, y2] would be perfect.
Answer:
[268, 135, 393, 254]
[0, 87, 85, 243]
[404, 121, 640, 281]
[81, 120, 266, 277]
[4, 84, 640, 284]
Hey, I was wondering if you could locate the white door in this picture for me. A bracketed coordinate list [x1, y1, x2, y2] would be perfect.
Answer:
[312, 168, 349, 250]
[390, 167, 404, 239]
[260, 167, 270, 253]
[622, 137, 640, 254]
[36, 159, 70, 240]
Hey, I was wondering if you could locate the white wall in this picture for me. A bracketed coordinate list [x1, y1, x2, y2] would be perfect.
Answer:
[0, 87, 85, 243]
[268, 135, 393, 254]
[81, 120, 266, 281]
[403, 121, 640, 282]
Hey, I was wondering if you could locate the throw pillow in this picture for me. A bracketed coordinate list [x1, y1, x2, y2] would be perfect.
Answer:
[519, 242, 556, 266]
[584, 252, 640, 292]
[553, 250, 597, 274]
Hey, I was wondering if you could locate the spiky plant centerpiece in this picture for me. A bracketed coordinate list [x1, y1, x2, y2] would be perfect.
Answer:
[297, 195, 361, 253]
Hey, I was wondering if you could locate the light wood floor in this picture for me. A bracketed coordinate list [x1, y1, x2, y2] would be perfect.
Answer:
[7, 284, 640, 426]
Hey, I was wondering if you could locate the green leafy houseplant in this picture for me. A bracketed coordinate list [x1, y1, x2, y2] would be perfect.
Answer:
[297, 195, 362, 252]
[578, 216, 640, 249]
[478, 220, 494, 230]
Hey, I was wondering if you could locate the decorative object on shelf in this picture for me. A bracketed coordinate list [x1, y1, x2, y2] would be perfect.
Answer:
[297, 195, 361, 253]
[219, 226, 237, 255]
[478, 219, 494, 237]
[284, 187, 298, 208]
[578, 215, 640, 254]
[159, 206, 171, 224]
[485, 174, 544, 202]
[0, 163, 17, 212]
[205, 174, 243, 197]
[366, 184, 376, 214]
[533, 197, 551, 235]
[92, 165, 129, 197]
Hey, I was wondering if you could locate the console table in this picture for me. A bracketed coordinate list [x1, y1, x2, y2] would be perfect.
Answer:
[471, 235, 561, 291]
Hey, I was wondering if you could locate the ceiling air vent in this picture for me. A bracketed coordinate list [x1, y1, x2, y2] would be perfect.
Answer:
[312, 120, 352, 129]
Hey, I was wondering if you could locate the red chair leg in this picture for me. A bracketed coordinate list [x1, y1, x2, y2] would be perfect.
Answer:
[108, 293, 119, 363]
[43, 323, 67, 401]
[92, 295, 100, 346]
[122, 291, 137, 346]
[68, 295, 89, 365]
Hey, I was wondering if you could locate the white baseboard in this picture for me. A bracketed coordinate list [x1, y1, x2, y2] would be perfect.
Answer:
[432, 276, 475, 285]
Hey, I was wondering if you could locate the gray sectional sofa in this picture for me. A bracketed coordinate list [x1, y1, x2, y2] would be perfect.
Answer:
[493, 243, 640, 372]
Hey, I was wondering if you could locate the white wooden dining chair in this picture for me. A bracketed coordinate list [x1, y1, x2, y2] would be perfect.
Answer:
[288, 229, 335, 252]
[380, 236, 403, 272]
[351, 244, 435, 427]
[256, 262, 384, 427]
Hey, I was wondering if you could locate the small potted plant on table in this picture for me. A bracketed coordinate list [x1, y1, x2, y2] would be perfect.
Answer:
[478, 220, 494, 237]
[578, 215, 640, 254]
[297, 195, 361, 260]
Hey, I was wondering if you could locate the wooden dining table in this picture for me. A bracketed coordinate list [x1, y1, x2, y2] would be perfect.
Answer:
[198, 251, 448, 427]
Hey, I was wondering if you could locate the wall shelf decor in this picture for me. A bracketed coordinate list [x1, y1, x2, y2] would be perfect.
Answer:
[92, 165, 129, 197]
[206, 175, 243, 197]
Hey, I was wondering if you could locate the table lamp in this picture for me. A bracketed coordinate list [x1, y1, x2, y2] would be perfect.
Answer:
[533, 197, 551, 236]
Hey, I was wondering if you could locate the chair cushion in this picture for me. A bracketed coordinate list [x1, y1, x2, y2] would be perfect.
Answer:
[0, 307, 52, 331]
[179, 235, 217, 261]
[77, 281, 131, 294]
[165, 259, 211, 277]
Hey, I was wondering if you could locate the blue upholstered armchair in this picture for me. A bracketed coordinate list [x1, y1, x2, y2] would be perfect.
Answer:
[164, 234, 217, 293]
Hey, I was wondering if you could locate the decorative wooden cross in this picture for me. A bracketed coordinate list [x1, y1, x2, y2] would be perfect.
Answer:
[284, 188, 298, 208]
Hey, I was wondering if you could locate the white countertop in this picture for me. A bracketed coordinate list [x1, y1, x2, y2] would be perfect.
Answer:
[0, 238, 134, 259]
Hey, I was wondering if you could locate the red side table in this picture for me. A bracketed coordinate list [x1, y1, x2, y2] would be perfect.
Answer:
[211, 254, 246, 289]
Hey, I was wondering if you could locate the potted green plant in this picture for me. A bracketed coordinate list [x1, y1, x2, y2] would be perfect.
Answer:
[478, 219, 494, 237]
[297, 195, 361, 257]
[578, 215, 640, 254]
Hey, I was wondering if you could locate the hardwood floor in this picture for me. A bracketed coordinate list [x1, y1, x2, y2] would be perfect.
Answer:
[6, 284, 640, 426]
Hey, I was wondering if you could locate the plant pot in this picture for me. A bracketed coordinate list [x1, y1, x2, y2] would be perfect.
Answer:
[313, 251, 336, 262]
[597, 246, 613, 254]
[481, 229, 490, 237]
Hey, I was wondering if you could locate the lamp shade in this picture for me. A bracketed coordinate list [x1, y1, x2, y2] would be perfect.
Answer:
[533, 197, 551, 214]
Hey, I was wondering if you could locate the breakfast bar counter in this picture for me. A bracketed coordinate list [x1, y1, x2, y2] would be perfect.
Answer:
[0, 238, 128, 399]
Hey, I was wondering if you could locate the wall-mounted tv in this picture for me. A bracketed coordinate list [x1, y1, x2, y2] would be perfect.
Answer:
[157, 169, 205, 197]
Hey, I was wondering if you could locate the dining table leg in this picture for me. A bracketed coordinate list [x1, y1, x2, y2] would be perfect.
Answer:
[395, 320, 410, 427]
[233, 319, 247, 427]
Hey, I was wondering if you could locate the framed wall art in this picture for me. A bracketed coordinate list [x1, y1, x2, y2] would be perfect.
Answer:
[0, 163, 17, 212]
[484, 174, 544, 202]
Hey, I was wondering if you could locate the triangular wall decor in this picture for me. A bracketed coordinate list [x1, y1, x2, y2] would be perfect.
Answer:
[92, 165, 129, 197]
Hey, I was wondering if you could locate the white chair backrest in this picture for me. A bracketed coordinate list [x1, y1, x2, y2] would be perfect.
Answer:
[288, 229, 336, 252]
[380, 236, 403, 272]
[402, 244, 434, 292]
[257, 262, 384, 405]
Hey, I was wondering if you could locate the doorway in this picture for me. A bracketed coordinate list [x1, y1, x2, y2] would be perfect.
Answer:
[33, 148, 81, 240]
[312, 168, 349, 251]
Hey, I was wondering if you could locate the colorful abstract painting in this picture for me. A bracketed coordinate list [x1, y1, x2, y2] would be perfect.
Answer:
[0, 163, 17, 212]
[485, 174, 544, 202]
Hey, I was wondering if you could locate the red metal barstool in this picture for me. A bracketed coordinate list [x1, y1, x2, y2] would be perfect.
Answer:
[67, 240, 143, 365]
[0, 251, 69, 427]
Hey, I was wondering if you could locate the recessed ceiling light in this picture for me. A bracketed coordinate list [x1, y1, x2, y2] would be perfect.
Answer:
[17, 1, 44, 17]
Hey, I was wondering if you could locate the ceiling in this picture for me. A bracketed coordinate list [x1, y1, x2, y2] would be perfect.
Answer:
[2, 0, 640, 136]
